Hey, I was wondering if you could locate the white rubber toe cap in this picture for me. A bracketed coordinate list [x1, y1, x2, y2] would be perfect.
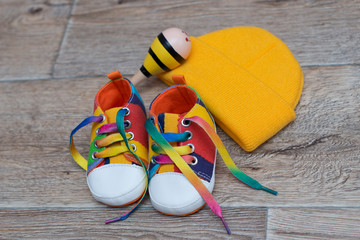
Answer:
[149, 172, 214, 216]
[87, 164, 146, 206]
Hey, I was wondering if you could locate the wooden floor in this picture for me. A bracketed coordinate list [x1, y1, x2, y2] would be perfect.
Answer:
[1, 0, 359, 239]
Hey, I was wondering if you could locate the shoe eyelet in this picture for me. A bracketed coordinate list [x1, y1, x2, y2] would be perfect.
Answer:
[181, 118, 191, 127]
[190, 156, 198, 165]
[151, 156, 157, 164]
[92, 151, 100, 160]
[151, 142, 158, 151]
[128, 132, 134, 140]
[187, 143, 195, 153]
[150, 116, 155, 123]
[124, 120, 131, 129]
[123, 107, 130, 116]
[131, 144, 137, 152]
[96, 128, 101, 136]
[94, 141, 100, 149]
[185, 130, 192, 140]
[99, 114, 105, 123]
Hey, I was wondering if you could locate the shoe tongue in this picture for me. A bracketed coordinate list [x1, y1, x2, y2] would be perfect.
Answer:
[104, 107, 123, 123]
[103, 106, 131, 165]
[157, 113, 181, 133]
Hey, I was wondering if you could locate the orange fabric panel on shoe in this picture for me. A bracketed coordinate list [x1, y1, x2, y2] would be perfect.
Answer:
[172, 75, 187, 85]
[151, 86, 198, 115]
[158, 26, 303, 152]
[95, 79, 131, 112]
[107, 70, 123, 80]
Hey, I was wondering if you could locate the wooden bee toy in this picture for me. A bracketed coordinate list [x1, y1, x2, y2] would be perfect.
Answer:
[130, 28, 191, 85]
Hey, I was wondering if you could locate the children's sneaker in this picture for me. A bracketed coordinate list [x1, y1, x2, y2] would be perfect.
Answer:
[69, 71, 148, 221]
[145, 83, 277, 234]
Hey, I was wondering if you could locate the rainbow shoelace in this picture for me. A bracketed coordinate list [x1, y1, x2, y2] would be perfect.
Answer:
[69, 108, 149, 222]
[145, 116, 277, 235]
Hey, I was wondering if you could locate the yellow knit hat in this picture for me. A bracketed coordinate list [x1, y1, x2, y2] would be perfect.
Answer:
[158, 26, 303, 152]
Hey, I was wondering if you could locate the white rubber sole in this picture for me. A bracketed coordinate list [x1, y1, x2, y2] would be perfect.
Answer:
[87, 164, 146, 206]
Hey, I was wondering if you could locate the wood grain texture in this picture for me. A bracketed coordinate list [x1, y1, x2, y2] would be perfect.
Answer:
[53, 0, 360, 78]
[0, 75, 167, 208]
[1, 1, 359, 239]
[0, 208, 266, 239]
[267, 208, 360, 240]
[0, 0, 72, 81]
[214, 64, 360, 207]
[0, 65, 359, 208]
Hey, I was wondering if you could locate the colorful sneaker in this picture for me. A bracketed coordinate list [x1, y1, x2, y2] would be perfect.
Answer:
[69, 71, 149, 221]
[145, 83, 277, 234]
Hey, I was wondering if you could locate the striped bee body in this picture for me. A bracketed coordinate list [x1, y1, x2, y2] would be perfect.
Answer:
[140, 29, 190, 77]
[130, 28, 191, 86]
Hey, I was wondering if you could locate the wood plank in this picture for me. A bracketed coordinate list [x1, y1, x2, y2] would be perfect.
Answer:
[0, 75, 167, 208]
[0, 0, 72, 81]
[53, 0, 360, 78]
[214, 64, 360, 207]
[0, 65, 359, 208]
[267, 208, 360, 240]
[0, 208, 266, 239]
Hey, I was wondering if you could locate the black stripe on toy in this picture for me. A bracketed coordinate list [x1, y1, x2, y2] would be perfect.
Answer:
[148, 48, 170, 71]
[157, 33, 185, 64]
[140, 65, 152, 78]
